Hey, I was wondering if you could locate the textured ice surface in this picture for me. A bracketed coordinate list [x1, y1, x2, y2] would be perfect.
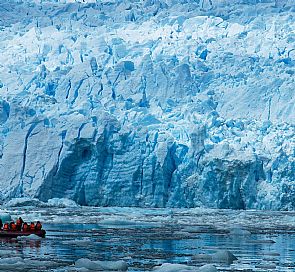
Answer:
[47, 198, 80, 207]
[75, 258, 128, 271]
[153, 264, 217, 272]
[4, 197, 48, 207]
[0, 0, 294, 209]
[153, 263, 201, 272]
[4, 197, 79, 208]
[193, 251, 237, 265]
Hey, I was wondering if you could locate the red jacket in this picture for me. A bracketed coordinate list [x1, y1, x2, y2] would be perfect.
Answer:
[23, 223, 28, 231]
[35, 222, 42, 230]
[11, 223, 17, 231]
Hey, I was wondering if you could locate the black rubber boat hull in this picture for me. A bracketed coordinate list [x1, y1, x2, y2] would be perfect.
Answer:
[0, 230, 46, 238]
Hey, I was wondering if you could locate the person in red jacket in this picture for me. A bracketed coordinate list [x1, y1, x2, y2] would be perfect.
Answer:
[3, 223, 9, 231]
[35, 221, 42, 230]
[11, 222, 17, 231]
[16, 217, 23, 231]
[22, 222, 29, 232]
[30, 222, 35, 231]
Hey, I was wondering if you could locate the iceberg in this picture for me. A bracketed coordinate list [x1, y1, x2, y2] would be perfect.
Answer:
[192, 250, 237, 265]
[0, 257, 57, 271]
[0, 0, 294, 209]
[0, 212, 12, 223]
[75, 258, 128, 271]
[153, 263, 217, 272]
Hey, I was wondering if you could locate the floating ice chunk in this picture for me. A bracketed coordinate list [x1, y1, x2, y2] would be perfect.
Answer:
[229, 228, 252, 236]
[193, 250, 237, 265]
[63, 238, 92, 246]
[98, 217, 138, 226]
[153, 263, 217, 272]
[17, 234, 42, 240]
[75, 258, 128, 271]
[0, 257, 24, 265]
[0, 212, 12, 222]
[47, 198, 79, 208]
[152, 263, 198, 272]
[0, 256, 57, 270]
[255, 262, 277, 269]
[212, 251, 238, 264]
[0, 257, 25, 270]
[99, 218, 132, 225]
[199, 265, 217, 272]
[0, 249, 11, 255]
[192, 254, 212, 263]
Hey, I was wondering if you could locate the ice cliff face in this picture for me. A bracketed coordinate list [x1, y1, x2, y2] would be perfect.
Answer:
[0, 0, 294, 209]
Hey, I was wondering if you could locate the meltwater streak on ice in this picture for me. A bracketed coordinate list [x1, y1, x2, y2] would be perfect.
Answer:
[0, 207, 293, 271]
[0, 0, 294, 210]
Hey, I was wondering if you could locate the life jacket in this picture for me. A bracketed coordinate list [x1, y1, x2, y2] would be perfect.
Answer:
[23, 223, 28, 231]
[30, 223, 35, 230]
[3, 223, 9, 231]
[11, 223, 17, 231]
[35, 222, 42, 230]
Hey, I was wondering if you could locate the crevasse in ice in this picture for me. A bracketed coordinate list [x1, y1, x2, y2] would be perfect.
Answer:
[0, 0, 294, 209]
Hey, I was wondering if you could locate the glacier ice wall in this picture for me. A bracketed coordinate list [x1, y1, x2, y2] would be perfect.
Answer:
[0, 0, 294, 209]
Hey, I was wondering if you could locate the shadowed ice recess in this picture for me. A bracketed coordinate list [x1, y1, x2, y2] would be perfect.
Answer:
[0, 0, 294, 209]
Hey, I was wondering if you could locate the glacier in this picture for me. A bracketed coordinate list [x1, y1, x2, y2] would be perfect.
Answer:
[0, 0, 294, 209]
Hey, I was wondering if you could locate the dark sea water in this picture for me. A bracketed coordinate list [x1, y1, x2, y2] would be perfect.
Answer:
[0, 207, 294, 271]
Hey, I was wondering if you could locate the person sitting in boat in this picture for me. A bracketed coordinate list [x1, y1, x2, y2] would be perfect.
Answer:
[22, 222, 29, 232]
[30, 222, 35, 231]
[9, 222, 15, 230]
[3, 223, 9, 231]
[35, 221, 42, 230]
[16, 217, 24, 231]
[11, 222, 17, 231]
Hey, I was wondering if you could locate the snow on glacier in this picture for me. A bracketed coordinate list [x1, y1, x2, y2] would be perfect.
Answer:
[0, 0, 294, 209]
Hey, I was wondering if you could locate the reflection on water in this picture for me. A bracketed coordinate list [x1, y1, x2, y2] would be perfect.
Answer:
[0, 208, 294, 271]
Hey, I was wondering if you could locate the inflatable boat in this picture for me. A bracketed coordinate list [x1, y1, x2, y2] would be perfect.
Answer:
[0, 229, 46, 238]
